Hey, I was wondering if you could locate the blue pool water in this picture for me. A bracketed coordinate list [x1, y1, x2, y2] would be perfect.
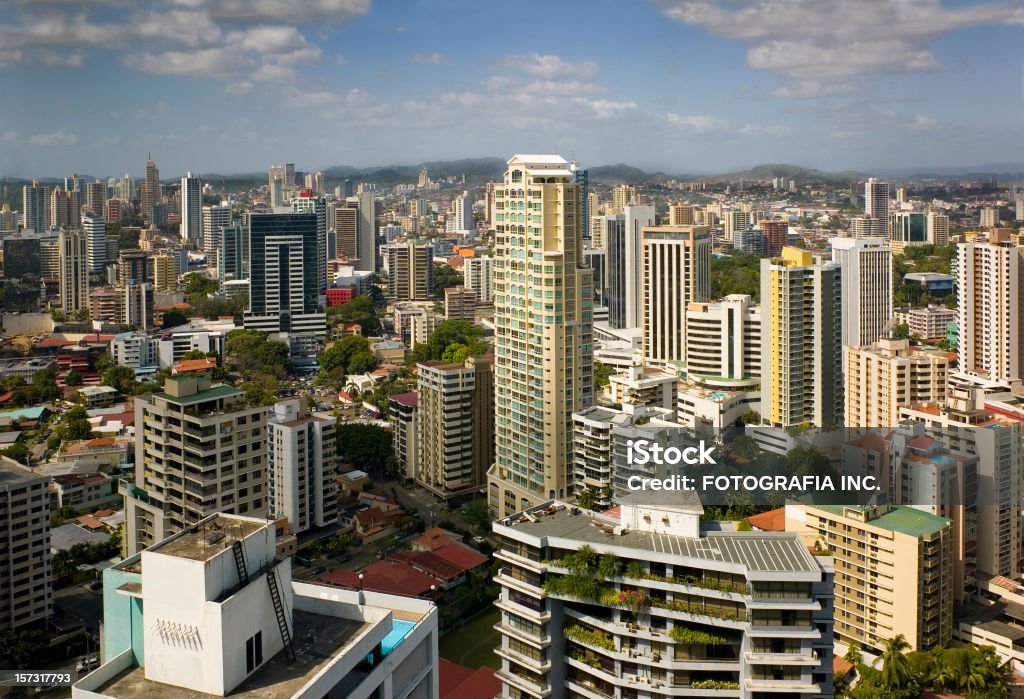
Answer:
[367, 619, 417, 662]
[707, 392, 728, 402]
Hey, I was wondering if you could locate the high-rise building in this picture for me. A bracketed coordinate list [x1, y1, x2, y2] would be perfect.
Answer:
[58, 227, 89, 312]
[979, 206, 999, 228]
[571, 161, 589, 237]
[447, 190, 474, 232]
[830, 237, 892, 347]
[668, 203, 695, 225]
[494, 496, 835, 699]
[1015, 197, 1024, 222]
[218, 221, 249, 282]
[356, 190, 377, 272]
[927, 212, 950, 246]
[760, 247, 843, 429]
[732, 228, 765, 257]
[122, 280, 154, 330]
[620, 205, 655, 329]
[290, 190, 327, 291]
[611, 183, 636, 212]
[486, 154, 594, 518]
[82, 211, 107, 273]
[787, 502, 952, 652]
[759, 219, 789, 257]
[201, 203, 231, 256]
[600, 214, 628, 327]
[416, 356, 494, 500]
[384, 240, 433, 301]
[865, 177, 890, 222]
[844, 337, 949, 428]
[890, 211, 927, 254]
[723, 208, 753, 242]
[243, 212, 326, 337]
[389, 392, 419, 481]
[106, 198, 122, 223]
[463, 255, 494, 303]
[0, 460, 51, 631]
[685, 294, 761, 384]
[141, 155, 160, 220]
[957, 230, 1023, 387]
[22, 180, 50, 232]
[443, 286, 477, 321]
[86, 180, 106, 219]
[268, 399, 338, 535]
[117, 251, 150, 286]
[50, 185, 83, 229]
[849, 216, 884, 238]
[124, 376, 270, 554]
[151, 253, 179, 292]
[642, 224, 711, 365]
[0, 202, 16, 234]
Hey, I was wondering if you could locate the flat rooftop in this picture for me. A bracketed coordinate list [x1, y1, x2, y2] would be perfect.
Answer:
[498, 503, 821, 574]
[807, 503, 949, 537]
[151, 384, 241, 406]
[95, 610, 372, 699]
[148, 515, 266, 562]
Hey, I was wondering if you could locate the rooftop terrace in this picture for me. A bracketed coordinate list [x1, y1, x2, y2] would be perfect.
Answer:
[148, 514, 266, 562]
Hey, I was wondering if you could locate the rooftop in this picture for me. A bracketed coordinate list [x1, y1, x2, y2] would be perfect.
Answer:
[807, 503, 950, 537]
[151, 383, 241, 406]
[497, 501, 821, 575]
[148, 514, 266, 562]
[94, 611, 371, 699]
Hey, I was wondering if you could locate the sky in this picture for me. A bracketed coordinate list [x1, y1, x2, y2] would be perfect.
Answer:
[1, 0, 1022, 179]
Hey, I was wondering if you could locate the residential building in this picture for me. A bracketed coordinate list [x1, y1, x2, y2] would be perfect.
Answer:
[668, 203, 695, 225]
[760, 219, 789, 257]
[865, 177, 890, 223]
[724, 208, 753, 242]
[907, 305, 957, 341]
[151, 253, 179, 292]
[140, 156, 160, 220]
[844, 337, 949, 428]
[760, 247, 843, 429]
[385, 240, 433, 301]
[75, 513, 440, 699]
[787, 502, 952, 652]
[620, 205, 656, 329]
[463, 255, 494, 303]
[122, 280, 154, 330]
[732, 228, 765, 257]
[980, 207, 999, 228]
[685, 294, 761, 387]
[849, 216, 884, 239]
[201, 203, 231, 260]
[117, 251, 150, 286]
[59, 227, 89, 313]
[179, 172, 201, 244]
[290, 190, 328, 290]
[830, 237, 892, 347]
[389, 392, 419, 481]
[0, 459, 51, 630]
[155, 318, 235, 368]
[268, 400, 338, 535]
[22, 180, 50, 232]
[83, 210, 107, 273]
[123, 376, 270, 555]
[927, 212, 950, 246]
[487, 154, 594, 518]
[416, 356, 494, 500]
[393, 302, 439, 348]
[494, 496, 835, 699]
[443, 286, 477, 321]
[111, 331, 158, 369]
[642, 225, 712, 366]
[219, 220, 249, 282]
[611, 183, 636, 212]
[448, 190, 474, 232]
[607, 364, 677, 411]
[243, 211, 326, 337]
[957, 230, 1024, 387]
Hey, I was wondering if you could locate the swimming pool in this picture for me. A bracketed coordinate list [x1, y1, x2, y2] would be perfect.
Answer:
[368, 618, 417, 662]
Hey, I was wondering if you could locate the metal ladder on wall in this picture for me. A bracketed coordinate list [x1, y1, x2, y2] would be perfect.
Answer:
[266, 566, 295, 664]
[232, 540, 249, 586]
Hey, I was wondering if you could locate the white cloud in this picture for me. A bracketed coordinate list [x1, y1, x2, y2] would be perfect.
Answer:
[657, 0, 1019, 80]
[409, 52, 448, 65]
[505, 53, 600, 81]
[738, 123, 792, 137]
[29, 129, 77, 146]
[224, 80, 254, 96]
[334, 53, 347, 65]
[771, 80, 858, 99]
[250, 62, 299, 82]
[666, 113, 727, 133]
[125, 47, 252, 79]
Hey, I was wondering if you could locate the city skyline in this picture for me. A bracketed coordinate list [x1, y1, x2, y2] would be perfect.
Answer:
[2, 0, 1022, 177]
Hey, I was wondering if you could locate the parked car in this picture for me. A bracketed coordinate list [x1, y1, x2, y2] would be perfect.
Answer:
[311, 565, 327, 576]
[76, 656, 99, 672]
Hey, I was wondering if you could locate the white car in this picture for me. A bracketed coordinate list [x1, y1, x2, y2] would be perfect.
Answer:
[76, 655, 99, 672]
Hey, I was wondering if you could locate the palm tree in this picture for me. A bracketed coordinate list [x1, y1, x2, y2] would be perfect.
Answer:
[51, 550, 74, 580]
[876, 634, 914, 689]
[596, 553, 623, 580]
[566, 545, 597, 574]
[843, 642, 863, 670]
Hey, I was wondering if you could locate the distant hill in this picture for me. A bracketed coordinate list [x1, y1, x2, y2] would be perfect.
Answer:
[707, 163, 864, 184]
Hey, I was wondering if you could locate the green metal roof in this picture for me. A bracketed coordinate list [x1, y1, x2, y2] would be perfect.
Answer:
[808, 503, 950, 537]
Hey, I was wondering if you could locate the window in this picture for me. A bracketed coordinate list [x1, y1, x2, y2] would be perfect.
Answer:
[245, 631, 263, 674]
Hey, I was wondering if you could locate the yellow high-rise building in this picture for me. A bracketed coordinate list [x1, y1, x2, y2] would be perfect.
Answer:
[152, 253, 179, 292]
[486, 155, 593, 518]
[844, 337, 949, 428]
[760, 247, 843, 429]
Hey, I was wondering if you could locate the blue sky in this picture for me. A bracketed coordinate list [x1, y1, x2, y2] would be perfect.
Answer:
[0, 0, 1022, 178]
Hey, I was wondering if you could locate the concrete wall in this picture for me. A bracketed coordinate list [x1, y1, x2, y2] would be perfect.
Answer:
[3, 312, 54, 336]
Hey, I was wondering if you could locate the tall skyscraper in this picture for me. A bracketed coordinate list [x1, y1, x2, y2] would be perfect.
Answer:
[267, 399, 338, 535]
[290, 190, 327, 290]
[22, 180, 50, 232]
[831, 237, 892, 347]
[668, 203, 695, 225]
[760, 219, 789, 257]
[175, 172, 199, 244]
[384, 240, 434, 301]
[152, 253, 179, 292]
[761, 247, 843, 429]
[243, 212, 326, 336]
[141, 155, 160, 220]
[447, 190, 474, 232]
[218, 221, 249, 281]
[356, 190, 376, 272]
[0, 461, 51, 630]
[622, 204, 655, 329]
[641, 224, 711, 365]
[890, 211, 927, 254]
[600, 214, 628, 328]
[956, 230, 1024, 388]
[865, 177, 890, 223]
[201, 203, 231, 262]
[723, 208, 753, 242]
[463, 255, 494, 303]
[82, 211, 106, 273]
[571, 160, 589, 237]
[611, 183, 636, 212]
[86, 180, 106, 219]
[486, 155, 593, 518]
[58, 227, 88, 312]
[926, 211, 950, 246]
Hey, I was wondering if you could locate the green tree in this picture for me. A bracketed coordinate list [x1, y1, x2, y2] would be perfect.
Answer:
[330, 295, 381, 335]
[321, 335, 371, 373]
[594, 361, 615, 388]
[461, 500, 490, 532]
[427, 320, 484, 361]
[180, 349, 210, 361]
[877, 634, 914, 689]
[161, 308, 189, 329]
[182, 272, 218, 298]
[347, 350, 378, 375]
[336, 423, 394, 472]
[432, 264, 464, 298]
[64, 370, 84, 387]
[101, 365, 137, 394]
[1, 442, 28, 464]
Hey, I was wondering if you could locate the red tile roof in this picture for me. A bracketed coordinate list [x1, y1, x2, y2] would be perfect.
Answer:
[174, 357, 218, 373]
[746, 507, 787, 532]
[77, 515, 106, 530]
[317, 559, 442, 598]
[390, 391, 418, 407]
[431, 543, 488, 573]
[414, 527, 454, 551]
[440, 660, 500, 699]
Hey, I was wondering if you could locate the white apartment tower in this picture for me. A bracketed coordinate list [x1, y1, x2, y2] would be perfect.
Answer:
[927, 212, 950, 246]
[642, 224, 712, 365]
[486, 154, 594, 518]
[685, 294, 761, 385]
[865, 177, 890, 223]
[59, 227, 89, 312]
[201, 204, 231, 256]
[830, 237, 892, 347]
[0, 459, 51, 630]
[83, 211, 107, 273]
[268, 399, 338, 535]
[447, 190, 474, 232]
[622, 204, 656, 329]
[463, 255, 494, 303]
[957, 230, 1024, 388]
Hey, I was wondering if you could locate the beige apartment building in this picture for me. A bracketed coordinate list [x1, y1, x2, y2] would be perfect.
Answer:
[0, 458, 51, 630]
[486, 154, 594, 518]
[151, 253, 179, 292]
[385, 239, 433, 301]
[123, 376, 270, 555]
[844, 337, 949, 428]
[787, 502, 952, 652]
[417, 356, 493, 500]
